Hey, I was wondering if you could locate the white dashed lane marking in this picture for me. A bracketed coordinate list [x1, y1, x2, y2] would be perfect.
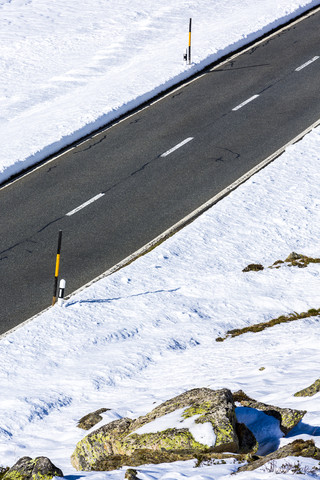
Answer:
[161, 137, 194, 157]
[65, 53, 319, 219]
[232, 94, 260, 111]
[66, 193, 105, 216]
[295, 56, 319, 71]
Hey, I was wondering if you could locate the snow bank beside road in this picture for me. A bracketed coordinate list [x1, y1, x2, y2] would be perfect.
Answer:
[0, 0, 319, 184]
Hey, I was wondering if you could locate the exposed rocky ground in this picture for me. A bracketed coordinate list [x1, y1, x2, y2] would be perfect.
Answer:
[2, 381, 319, 477]
[71, 387, 308, 472]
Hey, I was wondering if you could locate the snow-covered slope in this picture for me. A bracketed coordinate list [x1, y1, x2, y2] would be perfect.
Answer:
[1, 123, 319, 480]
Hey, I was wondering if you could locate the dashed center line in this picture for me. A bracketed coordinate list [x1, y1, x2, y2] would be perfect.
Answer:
[232, 94, 260, 111]
[60, 54, 320, 219]
[66, 193, 105, 216]
[161, 137, 194, 157]
[295, 56, 319, 71]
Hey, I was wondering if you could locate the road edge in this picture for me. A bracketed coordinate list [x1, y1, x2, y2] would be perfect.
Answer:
[2, 115, 320, 340]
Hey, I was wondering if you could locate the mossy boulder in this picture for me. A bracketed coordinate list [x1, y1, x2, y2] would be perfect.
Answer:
[0, 468, 9, 480]
[77, 408, 110, 430]
[71, 388, 246, 471]
[294, 379, 320, 397]
[3, 457, 63, 480]
[233, 390, 306, 434]
[237, 439, 320, 472]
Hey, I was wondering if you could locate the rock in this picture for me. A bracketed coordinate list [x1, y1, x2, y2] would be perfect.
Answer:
[233, 390, 306, 434]
[124, 469, 139, 480]
[294, 379, 320, 397]
[242, 264, 264, 272]
[0, 468, 9, 480]
[236, 422, 258, 454]
[71, 388, 244, 471]
[285, 252, 302, 262]
[77, 408, 110, 430]
[3, 457, 63, 480]
[237, 439, 320, 472]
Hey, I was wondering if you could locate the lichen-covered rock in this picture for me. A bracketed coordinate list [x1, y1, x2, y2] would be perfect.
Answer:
[77, 408, 110, 430]
[0, 468, 9, 480]
[124, 469, 139, 480]
[294, 379, 320, 397]
[233, 390, 306, 434]
[237, 439, 320, 472]
[242, 264, 264, 272]
[71, 388, 241, 471]
[3, 457, 63, 480]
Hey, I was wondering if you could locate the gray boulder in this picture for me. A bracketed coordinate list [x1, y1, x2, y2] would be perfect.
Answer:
[3, 457, 63, 480]
[77, 408, 110, 430]
[71, 388, 244, 471]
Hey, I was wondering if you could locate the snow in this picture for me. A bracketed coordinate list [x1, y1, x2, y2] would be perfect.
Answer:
[133, 408, 217, 448]
[1, 124, 320, 479]
[1, 1, 320, 480]
[0, 0, 319, 184]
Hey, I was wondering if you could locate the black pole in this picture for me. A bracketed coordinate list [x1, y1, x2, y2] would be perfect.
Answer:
[188, 18, 192, 64]
[52, 230, 62, 305]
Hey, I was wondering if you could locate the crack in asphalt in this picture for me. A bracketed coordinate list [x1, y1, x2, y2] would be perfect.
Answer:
[214, 146, 241, 159]
[37, 216, 64, 233]
[0, 217, 63, 257]
[75, 134, 108, 153]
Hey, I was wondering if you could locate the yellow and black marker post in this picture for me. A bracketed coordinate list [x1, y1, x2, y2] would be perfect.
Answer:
[52, 230, 62, 306]
[188, 18, 192, 64]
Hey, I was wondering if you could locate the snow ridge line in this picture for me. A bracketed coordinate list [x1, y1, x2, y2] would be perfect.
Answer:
[2, 115, 320, 341]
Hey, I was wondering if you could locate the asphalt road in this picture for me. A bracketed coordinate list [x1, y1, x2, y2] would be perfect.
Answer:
[1, 7, 320, 334]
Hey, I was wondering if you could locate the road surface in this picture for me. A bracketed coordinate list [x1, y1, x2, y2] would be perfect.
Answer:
[0, 7, 319, 333]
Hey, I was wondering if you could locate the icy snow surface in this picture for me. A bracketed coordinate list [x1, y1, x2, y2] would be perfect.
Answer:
[0, 0, 319, 183]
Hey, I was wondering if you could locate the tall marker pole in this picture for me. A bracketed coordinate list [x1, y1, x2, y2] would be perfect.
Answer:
[188, 18, 192, 64]
[52, 230, 62, 306]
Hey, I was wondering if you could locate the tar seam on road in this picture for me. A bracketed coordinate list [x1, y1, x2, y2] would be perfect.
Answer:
[160, 137, 194, 157]
[295, 56, 319, 71]
[66, 192, 105, 216]
[232, 94, 260, 111]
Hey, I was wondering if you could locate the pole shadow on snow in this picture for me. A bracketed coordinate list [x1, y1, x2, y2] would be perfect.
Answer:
[66, 287, 180, 307]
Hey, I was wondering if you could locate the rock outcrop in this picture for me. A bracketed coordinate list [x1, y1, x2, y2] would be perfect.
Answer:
[124, 469, 140, 480]
[237, 439, 320, 472]
[77, 408, 110, 430]
[3, 457, 63, 480]
[71, 388, 307, 471]
[233, 390, 306, 434]
[71, 388, 247, 471]
[294, 379, 320, 397]
[242, 264, 264, 272]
